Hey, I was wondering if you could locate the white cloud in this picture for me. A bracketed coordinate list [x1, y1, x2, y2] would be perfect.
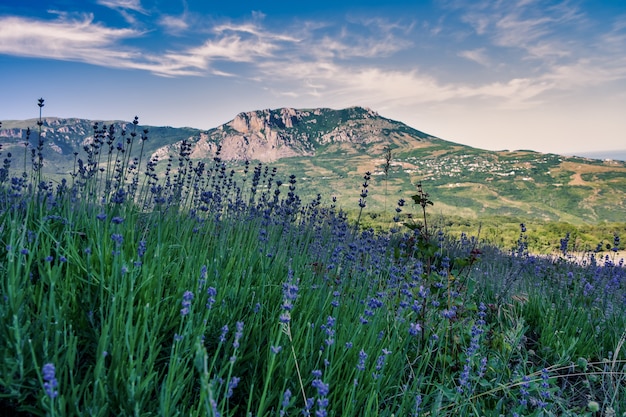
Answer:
[97, 0, 146, 13]
[0, 14, 141, 61]
[159, 14, 189, 33]
[458, 48, 490, 66]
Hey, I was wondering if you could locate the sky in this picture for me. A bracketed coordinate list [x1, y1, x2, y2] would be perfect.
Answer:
[1, 0, 625, 155]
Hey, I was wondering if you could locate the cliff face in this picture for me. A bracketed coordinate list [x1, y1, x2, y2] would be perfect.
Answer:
[210, 108, 314, 162]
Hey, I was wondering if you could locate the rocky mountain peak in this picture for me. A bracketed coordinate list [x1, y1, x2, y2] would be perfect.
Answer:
[152, 106, 430, 163]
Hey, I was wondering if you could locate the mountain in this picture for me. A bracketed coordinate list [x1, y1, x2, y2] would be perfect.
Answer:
[0, 117, 199, 174]
[1, 107, 626, 223]
[151, 106, 437, 163]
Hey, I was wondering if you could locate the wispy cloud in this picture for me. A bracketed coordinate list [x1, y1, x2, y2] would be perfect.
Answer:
[97, 0, 146, 14]
[0, 13, 142, 62]
[458, 48, 490, 66]
[158, 14, 189, 34]
[257, 58, 557, 111]
[451, 0, 586, 61]
[2, 1, 625, 99]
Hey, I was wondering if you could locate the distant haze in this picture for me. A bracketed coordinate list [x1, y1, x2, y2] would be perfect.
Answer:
[568, 150, 626, 162]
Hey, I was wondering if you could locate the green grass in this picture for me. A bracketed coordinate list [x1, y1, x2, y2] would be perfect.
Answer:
[1, 109, 626, 417]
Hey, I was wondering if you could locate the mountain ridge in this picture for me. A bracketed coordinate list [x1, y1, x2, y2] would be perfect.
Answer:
[2, 107, 625, 224]
[150, 106, 439, 163]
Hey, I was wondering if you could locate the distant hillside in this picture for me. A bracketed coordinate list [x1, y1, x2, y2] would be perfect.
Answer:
[2, 107, 625, 223]
[0, 117, 199, 174]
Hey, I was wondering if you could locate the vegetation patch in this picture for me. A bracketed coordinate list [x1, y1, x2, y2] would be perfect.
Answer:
[1, 103, 625, 416]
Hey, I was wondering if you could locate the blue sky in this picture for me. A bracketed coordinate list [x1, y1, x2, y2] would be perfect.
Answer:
[1, 0, 625, 154]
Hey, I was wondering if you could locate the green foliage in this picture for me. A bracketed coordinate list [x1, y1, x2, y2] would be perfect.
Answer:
[1, 102, 625, 416]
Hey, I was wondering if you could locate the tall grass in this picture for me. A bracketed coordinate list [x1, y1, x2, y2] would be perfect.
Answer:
[1, 107, 625, 416]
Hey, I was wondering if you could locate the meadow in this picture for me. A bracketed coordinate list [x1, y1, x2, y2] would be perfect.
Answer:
[0, 111, 625, 416]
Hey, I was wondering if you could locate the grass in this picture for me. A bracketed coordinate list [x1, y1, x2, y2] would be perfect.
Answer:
[1, 106, 625, 416]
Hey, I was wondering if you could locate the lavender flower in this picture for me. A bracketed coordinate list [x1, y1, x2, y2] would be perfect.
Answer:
[137, 240, 147, 258]
[311, 370, 329, 417]
[180, 290, 194, 316]
[111, 216, 124, 224]
[322, 316, 336, 346]
[42, 363, 58, 398]
[311, 377, 329, 397]
[441, 309, 456, 319]
[233, 321, 244, 349]
[198, 265, 207, 287]
[280, 388, 292, 416]
[357, 349, 368, 372]
[373, 348, 391, 379]
[206, 287, 217, 310]
[225, 376, 240, 399]
[409, 322, 422, 336]
[111, 233, 123, 246]
[518, 375, 530, 407]
[219, 325, 229, 343]
[280, 269, 299, 324]
[538, 368, 551, 408]
[413, 393, 422, 417]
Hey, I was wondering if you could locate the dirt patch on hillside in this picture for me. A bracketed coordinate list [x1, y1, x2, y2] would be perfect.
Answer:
[569, 172, 587, 186]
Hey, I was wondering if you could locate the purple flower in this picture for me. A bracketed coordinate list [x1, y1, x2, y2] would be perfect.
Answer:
[111, 216, 124, 224]
[42, 363, 58, 398]
[409, 322, 422, 336]
[180, 290, 194, 316]
[219, 325, 229, 343]
[282, 280, 299, 311]
[137, 240, 147, 258]
[280, 388, 292, 416]
[441, 309, 456, 319]
[356, 349, 367, 371]
[271, 345, 283, 354]
[210, 399, 220, 417]
[539, 368, 551, 404]
[111, 233, 123, 246]
[519, 375, 530, 407]
[226, 376, 240, 399]
[206, 287, 217, 310]
[233, 321, 244, 349]
[322, 316, 336, 346]
[311, 378, 329, 397]
[372, 348, 391, 379]
[96, 212, 107, 221]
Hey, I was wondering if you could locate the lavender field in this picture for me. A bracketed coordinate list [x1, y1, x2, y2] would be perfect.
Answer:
[1, 112, 625, 416]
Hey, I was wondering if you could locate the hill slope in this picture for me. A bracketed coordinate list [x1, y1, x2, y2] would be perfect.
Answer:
[2, 107, 625, 223]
